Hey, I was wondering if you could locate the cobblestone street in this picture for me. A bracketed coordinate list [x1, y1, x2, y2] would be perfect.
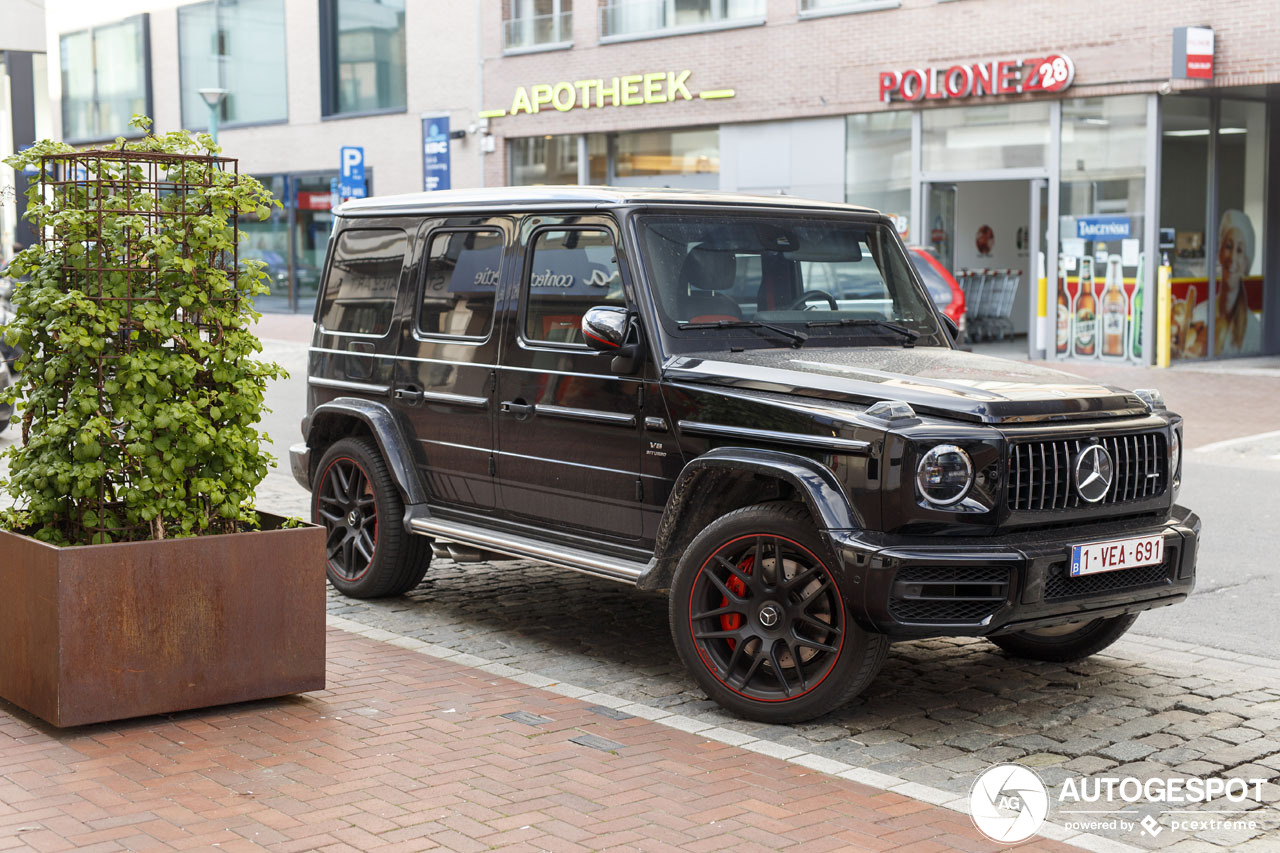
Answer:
[253, 468, 1280, 850]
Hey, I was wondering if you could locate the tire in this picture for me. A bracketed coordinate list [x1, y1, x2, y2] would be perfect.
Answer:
[988, 613, 1138, 662]
[312, 436, 430, 598]
[669, 501, 889, 723]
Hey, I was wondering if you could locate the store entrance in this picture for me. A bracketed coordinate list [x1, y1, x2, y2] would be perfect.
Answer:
[923, 178, 1048, 358]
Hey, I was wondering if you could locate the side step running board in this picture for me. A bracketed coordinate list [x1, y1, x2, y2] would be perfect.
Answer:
[407, 516, 648, 585]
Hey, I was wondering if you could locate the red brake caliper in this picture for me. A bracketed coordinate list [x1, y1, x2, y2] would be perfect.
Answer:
[719, 555, 753, 649]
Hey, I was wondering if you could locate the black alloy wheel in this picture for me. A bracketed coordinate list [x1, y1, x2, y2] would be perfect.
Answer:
[312, 437, 430, 598]
[671, 501, 888, 723]
[317, 455, 378, 583]
[689, 533, 844, 702]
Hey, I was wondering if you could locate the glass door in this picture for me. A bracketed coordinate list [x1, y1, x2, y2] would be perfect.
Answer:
[926, 183, 957, 273]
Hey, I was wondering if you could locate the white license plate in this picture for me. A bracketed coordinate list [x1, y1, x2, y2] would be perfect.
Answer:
[1069, 534, 1164, 577]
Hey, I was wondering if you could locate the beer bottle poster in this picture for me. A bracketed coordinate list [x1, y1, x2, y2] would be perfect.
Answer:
[1073, 255, 1098, 359]
[1100, 254, 1128, 362]
[1055, 256, 1073, 356]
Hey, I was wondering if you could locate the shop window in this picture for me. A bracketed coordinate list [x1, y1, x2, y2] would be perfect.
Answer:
[1213, 99, 1267, 356]
[319, 228, 407, 336]
[59, 16, 151, 141]
[846, 111, 911, 237]
[509, 134, 580, 185]
[600, 0, 764, 40]
[178, 0, 287, 129]
[1159, 97, 1210, 360]
[418, 230, 503, 339]
[1058, 95, 1146, 362]
[503, 0, 571, 51]
[320, 0, 407, 116]
[523, 229, 624, 345]
[614, 127, 719, 180]
[922, 102, 1050, 173]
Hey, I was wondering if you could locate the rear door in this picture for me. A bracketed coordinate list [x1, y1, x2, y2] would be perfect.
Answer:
[309, 222, 408, 410]
[393, 215, 512, 512]
[494, 214, 647, 543]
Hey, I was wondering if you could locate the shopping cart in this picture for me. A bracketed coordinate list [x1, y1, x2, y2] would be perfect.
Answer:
[987, 269, 1022, 341]
[955, 269, 993, 340]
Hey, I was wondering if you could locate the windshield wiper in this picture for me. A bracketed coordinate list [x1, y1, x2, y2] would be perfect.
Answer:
[677, 319, 808, 348]
[804, 317, 920, 346]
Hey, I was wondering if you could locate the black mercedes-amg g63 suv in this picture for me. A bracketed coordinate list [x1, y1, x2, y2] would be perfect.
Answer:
[292, 187, 1198, 722]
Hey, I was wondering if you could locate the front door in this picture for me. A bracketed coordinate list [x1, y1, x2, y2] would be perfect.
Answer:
[494, 215, 646, 543]
[394, 216, 512, 512]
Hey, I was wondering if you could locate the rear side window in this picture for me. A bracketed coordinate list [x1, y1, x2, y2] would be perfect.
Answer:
[319, 228, 408, 336]
[418, 229, 503, 339]
[523, 228, 625, 345]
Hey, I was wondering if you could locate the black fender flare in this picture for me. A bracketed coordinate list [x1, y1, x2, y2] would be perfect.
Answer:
[305, 397, 428, 506]
[636, 446, 862, 591]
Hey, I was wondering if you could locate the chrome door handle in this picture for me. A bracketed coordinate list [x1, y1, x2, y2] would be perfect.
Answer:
[500, 400, 534, 417]
[394, 387, 424, 403]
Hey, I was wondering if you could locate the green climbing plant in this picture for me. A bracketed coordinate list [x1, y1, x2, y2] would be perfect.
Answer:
[0, 116, 285, 545]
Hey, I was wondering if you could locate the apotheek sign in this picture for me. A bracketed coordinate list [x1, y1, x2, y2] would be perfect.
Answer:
[879, 54, 1075, 103]
[480, 70, 735, 119]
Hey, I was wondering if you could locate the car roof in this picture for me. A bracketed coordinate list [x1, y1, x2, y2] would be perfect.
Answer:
[338, 186, 881, 218]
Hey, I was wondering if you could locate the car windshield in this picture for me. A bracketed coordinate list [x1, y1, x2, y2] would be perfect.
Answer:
[635, 213, 946, 351]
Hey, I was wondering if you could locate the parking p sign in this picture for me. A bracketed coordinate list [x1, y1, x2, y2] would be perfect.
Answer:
[339, 146, 366, 199]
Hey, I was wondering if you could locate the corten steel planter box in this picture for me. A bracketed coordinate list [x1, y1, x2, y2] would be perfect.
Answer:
[0, 514, 326, 728]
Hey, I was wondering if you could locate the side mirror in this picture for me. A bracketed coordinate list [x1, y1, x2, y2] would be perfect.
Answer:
[582, 306, 643, 375]
[582, 306, 628, 351]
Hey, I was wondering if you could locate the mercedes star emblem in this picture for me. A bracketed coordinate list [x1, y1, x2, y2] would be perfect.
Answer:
[1073, 443, 1114, 503]
[759, 605, 780, 628]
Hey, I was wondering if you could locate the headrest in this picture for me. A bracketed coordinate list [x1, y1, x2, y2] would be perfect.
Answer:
[679, 244, 736, 292]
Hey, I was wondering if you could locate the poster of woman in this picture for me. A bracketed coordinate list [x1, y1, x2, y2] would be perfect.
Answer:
[1215, 209, 1262, 355]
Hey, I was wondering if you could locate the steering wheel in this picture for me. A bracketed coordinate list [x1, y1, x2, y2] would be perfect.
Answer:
[787, 290, 839, 311]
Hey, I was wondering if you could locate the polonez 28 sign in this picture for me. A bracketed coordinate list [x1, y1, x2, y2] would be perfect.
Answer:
[878, 54, 1074, 103]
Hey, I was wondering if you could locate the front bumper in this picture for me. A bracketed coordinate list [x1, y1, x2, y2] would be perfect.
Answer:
[826, 506, 1199, 639]
[289, 442, 312, 492]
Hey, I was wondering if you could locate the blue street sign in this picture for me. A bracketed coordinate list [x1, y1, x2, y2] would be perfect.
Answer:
[339, 146, 366, 199]
[422, 116, 451, 192]
[1076, 215, 1131, 240]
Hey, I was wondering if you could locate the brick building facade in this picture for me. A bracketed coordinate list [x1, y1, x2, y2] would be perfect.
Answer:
[480, 0, 1280, 363]
[26, 0, 1280, 361]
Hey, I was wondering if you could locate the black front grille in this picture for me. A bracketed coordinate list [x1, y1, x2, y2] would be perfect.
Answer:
[1044, 560, 1172, 600]
[1008, 432, 1167, 512]
[889, 566, 1010, 623]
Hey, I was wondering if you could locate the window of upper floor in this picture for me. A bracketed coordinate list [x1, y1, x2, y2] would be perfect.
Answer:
[60, 15, 152, 142]
[320, 0, 407, 118]
[797, 0, 900, 17]
[503, 0, 572, 53]
[178, 0, 288, 131]
[600, 0, 765, 43]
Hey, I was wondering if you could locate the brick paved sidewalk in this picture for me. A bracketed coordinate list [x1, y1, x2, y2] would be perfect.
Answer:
[0, 627, 1072, 853]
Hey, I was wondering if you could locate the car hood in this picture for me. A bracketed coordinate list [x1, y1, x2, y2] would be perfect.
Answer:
[662, 346, 1150, 424]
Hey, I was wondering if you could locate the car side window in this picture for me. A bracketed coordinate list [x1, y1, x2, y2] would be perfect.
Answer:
[319, 228, 408, 336]
[418, 229, 502, 339]
[523, 228, 625, 346]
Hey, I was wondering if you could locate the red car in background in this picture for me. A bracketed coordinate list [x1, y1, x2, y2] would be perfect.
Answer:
[907, 246, 966, 339]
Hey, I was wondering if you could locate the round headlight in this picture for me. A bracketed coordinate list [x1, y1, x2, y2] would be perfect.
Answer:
[1170, 429, 1181, 486]
[916, 444, 973, 506]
